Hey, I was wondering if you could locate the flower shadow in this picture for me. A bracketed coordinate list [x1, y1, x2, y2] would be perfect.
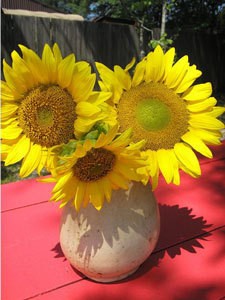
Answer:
[158, 204, 212, 256]
[130, 204, 212, 280]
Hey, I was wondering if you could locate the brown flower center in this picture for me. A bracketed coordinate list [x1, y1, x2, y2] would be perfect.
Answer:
[73, 148, 116, 181]
[18, 85, 76, 147]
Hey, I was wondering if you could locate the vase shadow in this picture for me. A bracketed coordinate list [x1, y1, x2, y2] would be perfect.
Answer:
[157, 204, 212, 257]
[126, 203, 212, 281]
[52, 202, 212, 282]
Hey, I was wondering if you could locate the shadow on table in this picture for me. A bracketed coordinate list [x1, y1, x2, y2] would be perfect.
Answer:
[128, 203, 212, 281]
[51, 203, 212, 280]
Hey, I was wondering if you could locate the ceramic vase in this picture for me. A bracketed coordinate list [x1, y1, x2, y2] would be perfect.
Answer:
[60, 181, 160, 282]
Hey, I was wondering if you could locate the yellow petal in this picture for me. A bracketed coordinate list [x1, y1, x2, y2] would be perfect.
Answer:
[95, 126, 118, 148]
[74, 144, 88, 158]
[114, 65, 131, 90]
[88, 91, 112, 105]
[83, 139, 94, 152]
[110, 128, 132, 148]
[1, 117, 18, 127]
[127, 139, 146, 151]
[42, 44, 57, 83]
[82, 183, 91, 208]
[187, 97, 217, 113]
[1, 124, 23, 139]
[74, 117, 101, 138]
[163, 47, 175, 80]
[206, 106, 225, 118]
[37, 150, 48, 174]
[74, 61, 90, 74]
[181, 131, 212, 158]
[96, 62, 123, 103]
[98, 80, 109, 92]
[1, 143, 12, 160]
[19, 44, 48, 84]
[114, 163, 140, 181]
[20, 143, 42, 177]
[190, 128, 222, 145]
[76, 102, 101, 117]
[3, 60, 27, 95]
[5, 135, 30, 165]
[57, 54, 75, 88]
[52, 43, 63, 65]
[108, 172, 128, 189]
[50, 188, 64, 201]
[132, 59, 146, 87]
[145, 150, 158, 178]
[174, 143, 201, 177]
[182, 83, 212, 101]
[96, 62, 116, 83]
[165, 55, 189, 89]
[125, 57, 136, 71]
[1, 81, 19, 101]
[53, 171, 73, 193]
[1, 103, 18, 119]
[89, 182, 104, 210]
[174, 65, 202, 94]
[100, 177, 112, 203]
[73, 181, 86, 211]
[70, 73, 96, 102]
[145, 46, 165, 83]
[189, 115, 225, 130]
[170, 150, 180, 185]
[157, 149, 174, 184]
[11, 50, 37, 89]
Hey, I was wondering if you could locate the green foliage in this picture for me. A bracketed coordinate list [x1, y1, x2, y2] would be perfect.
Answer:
[57, 140, 78, 156]
[39, 0, 92, 16]
[1, 162, 21, 183]
[149, 33, 173, 51]
[56, 122, 109, 158]
[166, 0, 225, 32]
[38, 0, 225, 32]
[81, 122, 109, 141]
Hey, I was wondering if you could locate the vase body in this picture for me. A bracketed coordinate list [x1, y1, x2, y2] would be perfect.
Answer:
[60, 181, 160, 283]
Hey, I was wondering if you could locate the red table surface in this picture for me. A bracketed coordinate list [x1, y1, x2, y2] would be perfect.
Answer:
[1, 142, 225, 300]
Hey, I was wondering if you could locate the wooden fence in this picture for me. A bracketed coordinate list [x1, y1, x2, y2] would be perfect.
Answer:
[1, 13, 225, 92]
[143, 28, 225, 93]
[172, 30, 225, 93]
[1, 13, 140, 73]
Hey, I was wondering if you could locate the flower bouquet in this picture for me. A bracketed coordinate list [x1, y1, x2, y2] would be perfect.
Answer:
[1, 44, 225, 282]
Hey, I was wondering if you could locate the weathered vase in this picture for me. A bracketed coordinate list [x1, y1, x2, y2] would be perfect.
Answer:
[60, 181, 160, 283]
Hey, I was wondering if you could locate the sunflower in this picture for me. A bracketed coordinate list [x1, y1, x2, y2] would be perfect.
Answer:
[96, 46, 225, 189]
[47, 126, 146, 211]
[1, 43, 115, 177]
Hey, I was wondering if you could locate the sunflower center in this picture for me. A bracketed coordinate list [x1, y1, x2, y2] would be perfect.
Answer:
[136, 98, 171, 131]
[73, 148, 116, 182]
[117, 82, 189, 150]
[37, 106, 54, 127]
[18, 85, 76, 147]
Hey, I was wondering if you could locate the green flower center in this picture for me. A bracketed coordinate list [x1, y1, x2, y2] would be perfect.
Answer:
[117, 82, 189, 150]
[37, 106, 54, 127]
[135, 98, 171, 131]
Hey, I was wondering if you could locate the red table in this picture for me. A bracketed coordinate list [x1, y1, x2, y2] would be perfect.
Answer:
[2, 142, 225, 300]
